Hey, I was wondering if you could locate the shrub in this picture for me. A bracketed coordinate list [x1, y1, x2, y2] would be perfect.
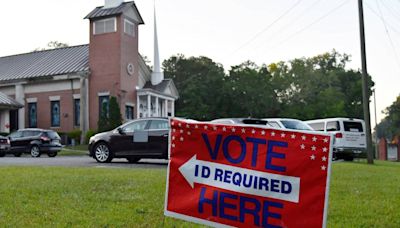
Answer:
[85, 129, 97, 144]
[67, 129, 82, 144]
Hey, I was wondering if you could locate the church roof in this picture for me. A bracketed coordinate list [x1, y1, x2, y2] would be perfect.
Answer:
[142, 79, 179, 99]
[0, 92, 23, 109]
[0, 45, 89, 82]
[84, 1, 144, 24]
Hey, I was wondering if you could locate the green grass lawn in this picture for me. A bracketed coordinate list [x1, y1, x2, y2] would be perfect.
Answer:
[59, 144, 89, 156]
[0, 161, 399, 227]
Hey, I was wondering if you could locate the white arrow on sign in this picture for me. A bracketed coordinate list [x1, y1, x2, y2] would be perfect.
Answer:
[179, 155, 301, 203]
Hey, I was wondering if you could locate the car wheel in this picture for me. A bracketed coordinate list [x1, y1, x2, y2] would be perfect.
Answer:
[30, 145, 41, 158]
[94, 142, 113, 163]
[13, 152, 22, 157]
[48, 151, 58, 157]
[0, 151, 5, 157]
[127, 158, 140, 163]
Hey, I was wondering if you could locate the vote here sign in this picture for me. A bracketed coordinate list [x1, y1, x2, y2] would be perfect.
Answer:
[164, 118, 333, 228]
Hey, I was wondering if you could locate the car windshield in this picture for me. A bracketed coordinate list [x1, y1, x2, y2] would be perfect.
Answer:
[281, 120, 313, 130]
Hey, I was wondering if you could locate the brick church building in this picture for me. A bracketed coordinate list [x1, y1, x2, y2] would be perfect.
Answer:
[0, 0, 178, 135]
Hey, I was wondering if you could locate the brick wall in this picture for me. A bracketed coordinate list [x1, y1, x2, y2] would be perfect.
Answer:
[25, 89, 80, 133]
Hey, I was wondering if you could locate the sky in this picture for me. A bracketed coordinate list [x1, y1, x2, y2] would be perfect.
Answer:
[0, 0, 399, 126]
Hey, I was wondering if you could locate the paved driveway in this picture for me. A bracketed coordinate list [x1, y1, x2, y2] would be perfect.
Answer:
[0, 154, 168, 169]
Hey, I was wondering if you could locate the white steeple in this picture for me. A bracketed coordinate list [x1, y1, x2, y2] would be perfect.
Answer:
[151, 1, 164, 85]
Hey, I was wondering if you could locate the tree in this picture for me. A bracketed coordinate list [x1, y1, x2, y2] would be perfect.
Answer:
[109, 96, 122, 129]
[163, 55, 226, 120]
[376, 95, 400, 140]
[34, 41, 69, 51]
[97, 96, 122, 132]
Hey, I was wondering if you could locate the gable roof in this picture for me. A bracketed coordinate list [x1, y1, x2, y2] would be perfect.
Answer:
[0, 45, 89, 82]
[143, 79, 179, 99]
[0, 92, 23, 109]
[84, 1, 144, 24]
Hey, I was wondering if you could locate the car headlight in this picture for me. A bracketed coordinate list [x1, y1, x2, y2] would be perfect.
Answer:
[89, 136, 95, 144]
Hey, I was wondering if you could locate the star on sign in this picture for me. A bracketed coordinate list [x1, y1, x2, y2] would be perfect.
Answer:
[187, 131, 191, 135]
[322, 156, 327, 162]
[241, 128, 246, 133]
[311, 145, 316, 151]
[310, 154, 316, 160]
[232, 128, 236, 133]
[312, 136, 317, 142]
[323, 137, 329, 143]
[178, 123, 182, 127]
[195, 125, 199, 129]
[301, 135, 306, 140]
[291, 134, 296, 139]
[300, 144, 305, 149]
[186, 124, 190, 128]
[180, 137, 184, 141]
[281, 133, 286, 138]
[271, 132, 276, 136]
[213, 126, 217, 131]
[323, 147, 328, 152]
[180, 130, 184, 134]
[321, 165, 327, 171]
[204, 125, 208, 130]
[261, 130, 266, 135]
[172, 136, 176, 141]
[172, 129, 176, 133]
[252, 129, 256, 134]
[172, 143, 175, 148]
[222, 127, 227, 132]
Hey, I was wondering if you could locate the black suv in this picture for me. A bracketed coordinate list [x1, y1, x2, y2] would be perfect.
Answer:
[89, 118, 169, 163]
[8, 129, 62, 157]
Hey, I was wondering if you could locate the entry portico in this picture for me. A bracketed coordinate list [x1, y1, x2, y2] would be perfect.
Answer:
[137, 79, 178, 118]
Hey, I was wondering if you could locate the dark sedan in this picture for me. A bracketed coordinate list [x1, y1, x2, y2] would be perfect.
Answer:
[8, 129, 62, 157]
[89, 117, 169, 163]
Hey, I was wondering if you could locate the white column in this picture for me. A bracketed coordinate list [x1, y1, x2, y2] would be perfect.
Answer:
[15, 84, 25, 129]
[80, 77, 87, 142]
[155, 97, 159, 117]
[147, 94, 151, 117]
[164, 99, 168, 117]
[136, 94, 140, 119]
[171, 100, 175, 117]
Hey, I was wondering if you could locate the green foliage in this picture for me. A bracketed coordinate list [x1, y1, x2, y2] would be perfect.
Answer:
[85, 129, 97, 144]
[163, 50, 374, 121]
[97, 96, 122, 132]
[67, 129, 82, 144]
[34, 41, 69, 51]
[109, 96, 122, 129]
[376, 95, 400, 140]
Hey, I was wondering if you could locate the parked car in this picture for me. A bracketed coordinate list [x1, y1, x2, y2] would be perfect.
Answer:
[8, 129, 62, 157]
[211, 118, 313, 131]
[0, 136, 10, 157]
[89, 117, 169, 163]
[210, 118, 270, 126]
[261, 118, 314, 131]
[305, 118, 366, 161]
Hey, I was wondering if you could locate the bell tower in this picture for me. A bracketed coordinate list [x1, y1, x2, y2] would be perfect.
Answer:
[85, 1, 144, 130]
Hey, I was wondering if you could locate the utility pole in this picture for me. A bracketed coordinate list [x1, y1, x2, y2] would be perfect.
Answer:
[358, 0, 374, 164]
[373, 89, 378, 159]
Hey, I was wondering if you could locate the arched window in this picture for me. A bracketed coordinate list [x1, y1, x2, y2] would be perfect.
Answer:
[51, 101, 60, 127]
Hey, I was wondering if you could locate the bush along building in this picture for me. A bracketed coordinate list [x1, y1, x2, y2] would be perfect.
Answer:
[0, 0, 178, 138]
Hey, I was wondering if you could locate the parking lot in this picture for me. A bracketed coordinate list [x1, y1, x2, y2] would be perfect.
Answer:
[0, 154, 168, 169]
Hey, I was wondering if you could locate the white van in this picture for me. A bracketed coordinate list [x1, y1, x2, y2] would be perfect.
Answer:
[305, 118, 366, 161]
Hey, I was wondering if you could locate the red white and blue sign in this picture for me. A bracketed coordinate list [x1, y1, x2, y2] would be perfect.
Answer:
[164, 118, 333, 228]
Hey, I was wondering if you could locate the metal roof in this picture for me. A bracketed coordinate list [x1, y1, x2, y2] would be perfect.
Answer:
[84, 1, 144, 24]
[0, 92, 23, 109]
[0, 45, 89, 82]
